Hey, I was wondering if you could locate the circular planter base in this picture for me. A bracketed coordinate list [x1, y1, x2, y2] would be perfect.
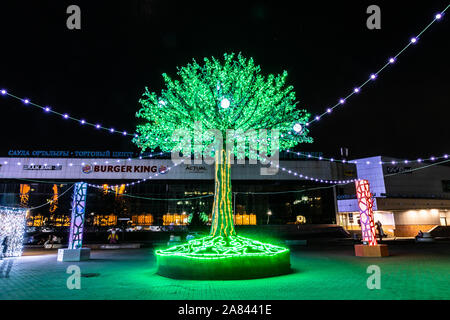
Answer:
[156, 235, 290, 280]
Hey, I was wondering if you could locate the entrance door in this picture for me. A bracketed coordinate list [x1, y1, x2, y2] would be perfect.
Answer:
[339, 213, 348, 229]
[440, 217, 447, 226]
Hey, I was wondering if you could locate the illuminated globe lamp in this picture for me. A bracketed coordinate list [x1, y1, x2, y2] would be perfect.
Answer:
[220, 97, 230, 109]
[293, 123, 302, 133]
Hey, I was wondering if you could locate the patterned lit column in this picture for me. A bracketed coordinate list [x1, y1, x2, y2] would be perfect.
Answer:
[355, 179, 377, 246]
[58, 182, 90, 261]
[68, 182, 88, 249]
[0, 206, 28, 257]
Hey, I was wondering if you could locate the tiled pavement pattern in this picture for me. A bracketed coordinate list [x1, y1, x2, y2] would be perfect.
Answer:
[0, 243, 449, 300]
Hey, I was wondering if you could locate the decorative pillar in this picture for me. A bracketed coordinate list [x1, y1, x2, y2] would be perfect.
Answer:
[355, 179, 377, 246]
[58, 182, 90, 261]
[354, 179, 388, 257]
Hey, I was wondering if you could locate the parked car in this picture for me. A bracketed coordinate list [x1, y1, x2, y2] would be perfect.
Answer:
[186, 231, 207, 241]
[125, 226, 143, 232]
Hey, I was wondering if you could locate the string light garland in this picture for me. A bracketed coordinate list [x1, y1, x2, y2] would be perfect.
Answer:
[384, 158, 450, 177]
[87, 182, 214, 201]
[0, 7, 446, 149]
[83, 155, 355, 188]
[40, 150, 450, 190]
[87, 159, 185, 189]
[258, 155, 356, 184]
[306, 6, 448, 127]
[8, 156, 449, 199]
[0, 91, 136, 138]
[285, 150, 449, 165]
[28, 184, 75, 210]
[1, 150, 170, 168]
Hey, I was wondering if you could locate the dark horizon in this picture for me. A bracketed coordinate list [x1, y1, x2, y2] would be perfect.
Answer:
[0, 0, 449, 160]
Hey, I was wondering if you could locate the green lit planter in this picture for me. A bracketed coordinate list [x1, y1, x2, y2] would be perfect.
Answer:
[156, 235, 291, 280]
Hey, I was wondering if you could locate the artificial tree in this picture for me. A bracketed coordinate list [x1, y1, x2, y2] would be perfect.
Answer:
[134, 53, 312, 279]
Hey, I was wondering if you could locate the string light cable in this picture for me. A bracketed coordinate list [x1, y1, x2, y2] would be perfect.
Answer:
[1, 150, 170, 168]
[1, 7, 447, 139]
[285, 150, 449, 165]
[58, 150, 450, 190]
[88, 158, 450, 200]
[305, 6, 448, 126]
[9, 183, 75, 210]
[87, 184, 214, 201]
[3, 148, 446, 168]
[6, 157, 448, 207]
[384, 158, 450, 177]
[4, 145, 449, 189]
[0, 91, 136, 138]
[1, 5, 448, 188]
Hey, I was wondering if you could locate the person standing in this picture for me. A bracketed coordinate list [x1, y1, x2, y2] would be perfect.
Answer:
[375, 220, 385, 242]
[108, 228, 118, 244]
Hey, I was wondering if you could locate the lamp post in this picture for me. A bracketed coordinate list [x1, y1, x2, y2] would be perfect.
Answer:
[266, 210, 272, 225]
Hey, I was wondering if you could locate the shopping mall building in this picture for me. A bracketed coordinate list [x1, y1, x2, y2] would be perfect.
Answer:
[0, 151, 449, 236]
[0, 151, 353, 229]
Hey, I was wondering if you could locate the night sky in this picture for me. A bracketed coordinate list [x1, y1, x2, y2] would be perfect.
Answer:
[0, 0, 449, 160]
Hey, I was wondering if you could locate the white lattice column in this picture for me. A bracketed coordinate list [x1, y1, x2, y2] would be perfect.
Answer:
[58, 182, 90, 261]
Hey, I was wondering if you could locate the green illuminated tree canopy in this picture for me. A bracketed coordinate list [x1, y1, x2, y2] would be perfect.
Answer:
[134, 52, 312, 154]
[134, 53, 312, 238]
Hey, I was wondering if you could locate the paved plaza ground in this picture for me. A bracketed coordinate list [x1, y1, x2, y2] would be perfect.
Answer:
[1, 242, 449, 300]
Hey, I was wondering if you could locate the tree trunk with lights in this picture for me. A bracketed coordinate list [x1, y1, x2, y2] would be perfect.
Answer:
[210, 149, 236, 237]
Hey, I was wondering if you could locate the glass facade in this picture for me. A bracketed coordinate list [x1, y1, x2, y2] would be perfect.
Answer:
[0, 179, 337, 229]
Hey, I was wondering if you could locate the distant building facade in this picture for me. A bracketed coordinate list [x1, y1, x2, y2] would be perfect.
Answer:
[0, 156, 355, 228]
[337, 156, 450, 237]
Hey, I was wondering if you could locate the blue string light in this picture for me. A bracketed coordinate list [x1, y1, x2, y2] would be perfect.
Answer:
[1, 8, 447, 138]
[306, 7, 448, 126]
